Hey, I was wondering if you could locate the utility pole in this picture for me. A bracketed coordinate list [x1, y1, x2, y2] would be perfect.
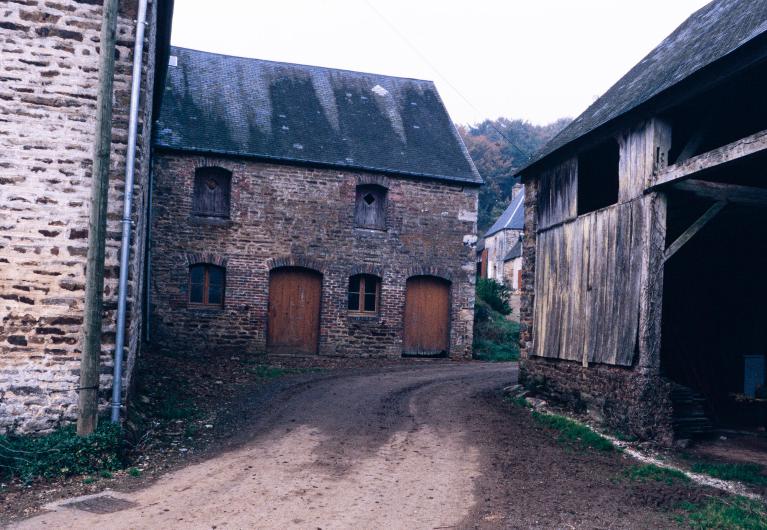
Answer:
[78, 0, 119, 436]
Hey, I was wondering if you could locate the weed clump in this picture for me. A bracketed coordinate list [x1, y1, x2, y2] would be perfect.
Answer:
[0, 422, 124, 482]
[532, 411, 615, 452]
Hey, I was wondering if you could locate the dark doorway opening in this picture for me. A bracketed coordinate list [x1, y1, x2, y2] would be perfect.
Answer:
[661, 191, 767, 439]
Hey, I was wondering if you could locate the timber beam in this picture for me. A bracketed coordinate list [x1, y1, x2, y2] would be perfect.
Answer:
[649, 128, 767, 189]
[664, 201, 726, 263]
[672, 179, 767, 206]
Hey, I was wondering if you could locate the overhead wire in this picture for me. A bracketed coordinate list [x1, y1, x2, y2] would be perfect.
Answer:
[363, 0, 532, 161]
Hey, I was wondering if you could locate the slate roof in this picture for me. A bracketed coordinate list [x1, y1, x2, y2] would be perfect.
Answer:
[154, 47, 482, 184]
[504, 240, 523, 262]
[485, 188, 525, 237]
[519, 0, 767, 174]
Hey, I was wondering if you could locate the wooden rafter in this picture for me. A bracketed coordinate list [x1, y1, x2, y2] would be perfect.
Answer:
[672, 179, 767, 206]
[663, 201, 726, 263]
[650, 128, 767, 188]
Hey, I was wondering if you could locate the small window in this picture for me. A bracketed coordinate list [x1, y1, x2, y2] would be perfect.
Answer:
[192, 167, 231, 218]
[577, 138, 619, 215]
[348, 274, 380, 315]
[354, 184, 387, 230]
[189, 264, 225, 307]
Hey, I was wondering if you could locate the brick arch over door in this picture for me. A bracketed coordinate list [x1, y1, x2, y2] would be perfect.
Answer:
[266, 255, 326, 274]
[403, 275, 451, 357]
[267, 266, 323, 355]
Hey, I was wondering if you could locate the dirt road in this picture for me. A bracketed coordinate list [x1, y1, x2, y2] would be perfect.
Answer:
[12, 362, 710, 529]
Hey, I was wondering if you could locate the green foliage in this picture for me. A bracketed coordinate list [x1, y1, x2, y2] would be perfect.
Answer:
[128, 467, 141, 477]
[82, 476, 96, 484]
[0, 422, 124, 482]
[624, 464, 690, 485]
[99, 470, 113, 479]
[690, 461, 767, 486]
[532, 411, 615, 452]
[457, 117, 570, 231]
[476, 278, 511, 315]
[677, 496, 767, 530]
[473, 299, 519, 362]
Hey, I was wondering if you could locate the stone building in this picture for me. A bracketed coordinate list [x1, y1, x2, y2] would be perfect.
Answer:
[148, 47, 481, 359]
[518, 0, 767, 443]
[0, 0, 173, 433]
[482, 184, 524, 285]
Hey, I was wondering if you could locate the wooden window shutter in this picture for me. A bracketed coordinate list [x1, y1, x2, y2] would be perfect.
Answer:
[192, 167, 232, 218]
[354, 185, 387, 230]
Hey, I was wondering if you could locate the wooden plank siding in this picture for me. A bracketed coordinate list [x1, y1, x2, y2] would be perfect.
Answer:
[537, 158, 577, 230]
[533, 198, 647, 366]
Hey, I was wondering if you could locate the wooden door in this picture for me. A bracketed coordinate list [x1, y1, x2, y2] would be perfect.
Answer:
[267, 267, 322, 354]
[403, 276, 450, 355]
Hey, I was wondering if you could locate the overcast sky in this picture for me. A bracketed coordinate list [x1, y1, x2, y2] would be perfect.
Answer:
[171, 0, 711, 126]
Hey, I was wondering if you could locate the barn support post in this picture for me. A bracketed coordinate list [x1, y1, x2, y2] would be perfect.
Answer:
[637, 117, 672, 373]
[77, 0, 119, 436]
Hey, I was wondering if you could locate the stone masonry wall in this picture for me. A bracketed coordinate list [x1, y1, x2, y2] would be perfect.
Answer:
[518, 174, 673, 443]
[0, 0, 158, 433]
[149, 154, 479, 359]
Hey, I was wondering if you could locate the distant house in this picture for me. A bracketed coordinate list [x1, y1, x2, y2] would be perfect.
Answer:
[482, 185, 524, 285]
[149, 47, 482, 359]
[502, 238, 523, 293]
[517, 0, 767, 444]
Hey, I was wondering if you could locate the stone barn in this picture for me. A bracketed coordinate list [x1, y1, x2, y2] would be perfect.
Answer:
[518, 0, 767, 444]
[0, 0, 173, 433]
[148, 47, 482, 359]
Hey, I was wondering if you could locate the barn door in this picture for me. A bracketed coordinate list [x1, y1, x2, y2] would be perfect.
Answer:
[267, 267, 322, 354]
[403, 276, 450, 356]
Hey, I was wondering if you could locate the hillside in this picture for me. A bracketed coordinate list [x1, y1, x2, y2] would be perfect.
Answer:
[458, 117, 570, 232]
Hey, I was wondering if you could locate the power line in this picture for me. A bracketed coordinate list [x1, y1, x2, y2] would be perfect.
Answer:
[363, 0, 531, 160]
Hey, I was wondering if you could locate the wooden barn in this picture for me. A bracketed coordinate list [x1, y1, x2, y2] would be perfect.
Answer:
[517, 0, 767, 443]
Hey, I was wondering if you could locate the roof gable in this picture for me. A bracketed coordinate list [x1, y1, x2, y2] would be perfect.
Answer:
[521, 0, 767, 174]
[154, 47, 482, 184]
[486, 188, 525, 236]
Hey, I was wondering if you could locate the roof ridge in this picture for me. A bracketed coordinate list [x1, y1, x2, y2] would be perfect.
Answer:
[169, 45, 437, 84]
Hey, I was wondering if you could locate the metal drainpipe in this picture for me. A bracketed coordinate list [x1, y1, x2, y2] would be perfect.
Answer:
[112, 0, 149, 423]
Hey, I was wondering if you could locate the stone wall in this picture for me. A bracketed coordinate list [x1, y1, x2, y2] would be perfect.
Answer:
[149, 154, 479, 359]
[0, 0, 159, 433]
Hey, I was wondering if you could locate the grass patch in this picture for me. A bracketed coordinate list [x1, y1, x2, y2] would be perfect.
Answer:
[625, 464, 690, 485]
[156, 393, 200, 421]
[240, 360, 323, 379]
[690, 461, 767, 486]
[128, 467, 141, 477]
[0, 422, 124, 482]
[473, 300, 519, 362]
[248, 365, 289, 378]
[532, 411, 615, 452]
[504, 395, 531, 408]
[678, 496, 767, 530]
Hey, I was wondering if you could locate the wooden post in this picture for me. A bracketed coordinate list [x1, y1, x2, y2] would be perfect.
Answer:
[77, 0, 119, 436]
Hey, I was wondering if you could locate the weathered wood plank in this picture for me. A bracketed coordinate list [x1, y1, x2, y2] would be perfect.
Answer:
[637, 192, 667, 372]
[664, 201, 726, 262]
[537, 158, 577, 231]
[533, 199, 647, 366]
[650, 128, 767, 188]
